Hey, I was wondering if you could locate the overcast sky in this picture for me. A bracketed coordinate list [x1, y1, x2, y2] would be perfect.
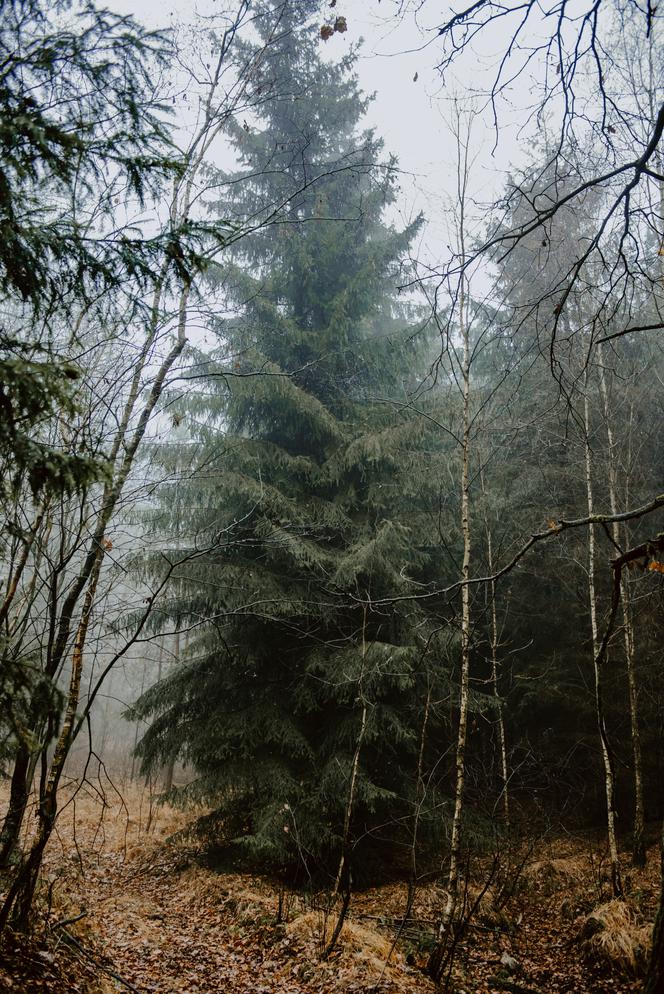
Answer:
[108, 0, 532, 272]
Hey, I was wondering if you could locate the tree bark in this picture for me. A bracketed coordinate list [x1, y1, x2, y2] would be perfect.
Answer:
[428, 109, 474, 981]
[643, 822, 664, 993]
[333, 609, 368, 897]
[446, 153, 473, 923]
[481, 468, 509, 829]
[584, 384, 622, 897]
[0, 743, 31, 867]
[597, 358, 645, 866]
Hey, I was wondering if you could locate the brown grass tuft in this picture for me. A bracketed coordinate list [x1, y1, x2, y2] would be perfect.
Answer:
[575, 899, 651, 976]
[520, 856, 585, 895]
[286, 910, 411, 986]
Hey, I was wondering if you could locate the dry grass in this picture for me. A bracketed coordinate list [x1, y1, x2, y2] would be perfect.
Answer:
[520, 856, 586, 896]
[575, 899, 651, 976]
[462, 882, 511, 928]
[287, 910, 411, 984]
[0, 777, 193, 870]
[175, 866, 277, 919]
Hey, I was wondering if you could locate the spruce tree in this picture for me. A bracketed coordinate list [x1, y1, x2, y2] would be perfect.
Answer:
[134, 2, 444, 881]
[0, 0, 185, 497]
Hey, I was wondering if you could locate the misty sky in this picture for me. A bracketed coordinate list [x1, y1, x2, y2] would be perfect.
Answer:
[107, 0, 532, 271]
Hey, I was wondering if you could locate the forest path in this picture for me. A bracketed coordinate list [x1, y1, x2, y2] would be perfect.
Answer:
[85, 853, 310, 994]
[43, 783, 429, 994]
[82, 841, 645, 994]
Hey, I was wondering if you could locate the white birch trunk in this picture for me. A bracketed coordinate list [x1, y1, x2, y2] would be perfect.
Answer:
[487, 530, 510, 828]
[584, 383, 622, 896]
[597, 355, 645, 866]
[445, 248, 472, 925]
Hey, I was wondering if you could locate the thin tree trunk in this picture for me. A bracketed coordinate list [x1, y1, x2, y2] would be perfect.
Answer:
[480, 468, 509, 829]
[445, 218, 472, 930]
[333, 609, 368, 897]
[409, 683, 432, 903]
[0, 744, 31, 867]
[333, 699, 367, 897]
[643, 822, 664, 994]
[428, 111, 475, 982]
[642, 23, 664, 954]
[488, 536, 509, 829]
[584, 385, 622, 897]
[324, 615, 370, 961]
[597, 357, 645, 866]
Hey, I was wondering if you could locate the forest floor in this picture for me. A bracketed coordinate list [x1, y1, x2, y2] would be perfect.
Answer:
[0, 780, 658, 994]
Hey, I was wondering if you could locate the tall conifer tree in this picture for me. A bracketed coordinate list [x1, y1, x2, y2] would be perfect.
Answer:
[134, 2, 443, 879]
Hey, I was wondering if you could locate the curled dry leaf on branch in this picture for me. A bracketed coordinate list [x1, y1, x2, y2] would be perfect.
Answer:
[320, 15, 347, 40]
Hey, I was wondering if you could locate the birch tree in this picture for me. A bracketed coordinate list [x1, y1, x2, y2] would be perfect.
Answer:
[583, 373, 622, 897]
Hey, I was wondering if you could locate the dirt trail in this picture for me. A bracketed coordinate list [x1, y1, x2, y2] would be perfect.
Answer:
[84, 848, 436, 994]
[33, 783, 430, 994]
[87, 862, 311, 994]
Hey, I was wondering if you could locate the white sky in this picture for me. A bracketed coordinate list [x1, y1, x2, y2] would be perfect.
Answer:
[109, 0, 531, 270]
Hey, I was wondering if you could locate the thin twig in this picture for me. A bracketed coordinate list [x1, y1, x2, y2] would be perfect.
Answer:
[51, 911, 88, 929]
[58, 928, 143, 994]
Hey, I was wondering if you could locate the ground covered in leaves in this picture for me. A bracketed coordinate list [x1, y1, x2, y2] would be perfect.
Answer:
[0, 780, 658, 993]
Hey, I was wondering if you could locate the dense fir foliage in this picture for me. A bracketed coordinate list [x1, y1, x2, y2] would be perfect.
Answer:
[132, 4, 457, 880]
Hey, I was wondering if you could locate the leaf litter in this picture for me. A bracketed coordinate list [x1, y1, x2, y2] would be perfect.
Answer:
[0, 779, 659, 994]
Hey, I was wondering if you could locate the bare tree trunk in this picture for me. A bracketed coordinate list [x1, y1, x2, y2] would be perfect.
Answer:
[597, 356, 645, 866]
[480, 468, 509, 829]
[488, 534, 509, 829]
[428, 108, 475, 983]
[584, 384, 622, 897]
[0, 744, 31, 867]
[643, 822, 664, 994]
[323, 614, 371, 961]
[333, 609, 368, 897]
[409, 683, 432, 902]
[445, 189, 472, 933]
